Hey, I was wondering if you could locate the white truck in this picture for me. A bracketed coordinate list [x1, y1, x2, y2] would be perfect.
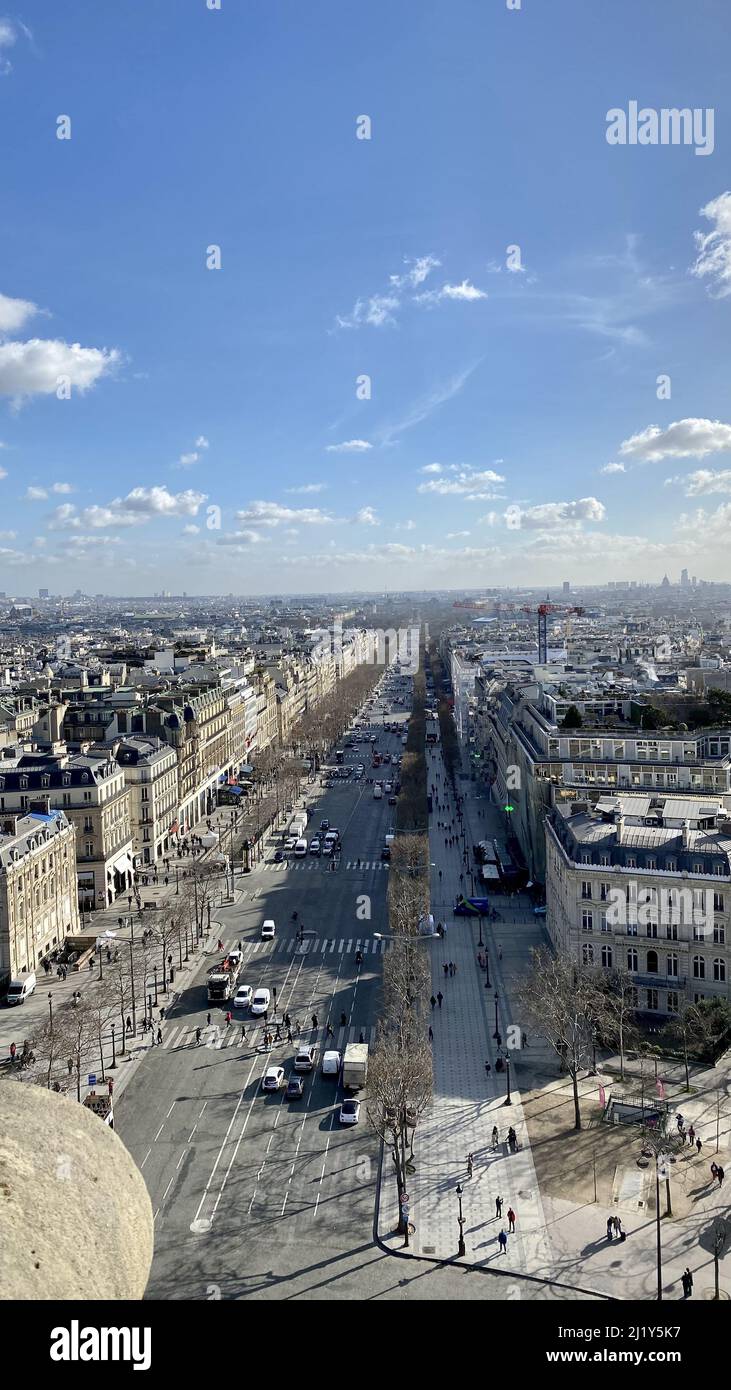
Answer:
[373, 783, 383, 800]
[342, 1042, 368, 1091]
[290, 812, 307, 840]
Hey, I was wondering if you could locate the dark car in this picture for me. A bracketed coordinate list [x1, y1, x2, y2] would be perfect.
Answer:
[286, 1076, 305, 1100]
[388, 795, 398, 805]
[273, 849, 285, 862]
[381, 846, 391, 861]
[454, 894, 491, 916]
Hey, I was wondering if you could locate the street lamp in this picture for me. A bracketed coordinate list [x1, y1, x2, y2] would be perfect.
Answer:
[504, 1053, 512, 1106]
[493, 991, 500, 1040]
[456, 1183, 466, 1257]
[48, 992, 53, 1028]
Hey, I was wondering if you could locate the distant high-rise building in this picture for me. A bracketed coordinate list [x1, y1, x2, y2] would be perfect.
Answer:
[692, 575, 697, 586]
[38, 588, 49, 600]
[562, 580, 570, 593]
[661, 574, 670, 588]
[680, 568, 689, 587]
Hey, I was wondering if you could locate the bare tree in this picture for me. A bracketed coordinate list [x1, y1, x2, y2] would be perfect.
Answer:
[590, 968, 640, 1081]
[662, 1003, 709, 1093]
[367, 1016, 433, 1233]
[515, 948, 594, 1130]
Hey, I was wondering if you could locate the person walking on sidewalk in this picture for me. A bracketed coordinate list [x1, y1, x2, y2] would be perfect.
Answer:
[437, 991, 443, 1008]
[428, 1025, 433, 1043]
[718, 1165, 725, 1187]
[498, 1230, 508, 1256]
[495, 1195, 503, 1219]
[696, 1136, 703, 1155]
[156, 1027, 163, 1045]
[430, 995, 436, 1011]
[443, 962, 449, 978]
[682, 1267, 694, 1299]
[492, 1124, 499, 1149]
[606, 1217, 614, 1241]
[507, 1206, 516, 1233]
[225, 1011, 232, 1028]
[467, 1153, 474, 1178]
[688, 1124, 695, 1146]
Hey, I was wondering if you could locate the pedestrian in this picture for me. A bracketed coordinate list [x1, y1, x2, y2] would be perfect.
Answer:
[195, 1027, 202, 1045]
[521, 1031, 528, 1049]
[160, 1007, 165, 1022]
[274, 1026, 282, 1042]
[498, 1229, 508, 1256]
[207, 1012, 211, 1027]
[688, 1124, 695, 1145]
[492, 1125, 499, 1149]
[443, 962, 449, 978]
[495, 1195, 503, 1218]
[711, 1161, 719, 1182]
[312, 1013, 318, 1029]
[606, 1217, 613, 1241]
[507, 1206, 516, 1233]
[614, 1216, 624, 1239]
[453, 962, 458, 976]
[430, 995, 436, 1010]
[225, 1011, 232, 1028]
[437, 991, 443, 1008]
[9, 1042, 17, 1064]
[241, 1024, 247, 1042]
[696, 1136, 702, 1155]
[718, 1165, 725, 1187]
[485, 1062, 492, 1081]
[428, 1025, 433, 1042]
[67, 1057, 73, 1075]
[498, 943, 503, 960]
[156, 1027, 162, 1045]
[676, 1112, 684, 1132]
[126, 1015, 133, 1034]
[682, 1267, 694, 1299]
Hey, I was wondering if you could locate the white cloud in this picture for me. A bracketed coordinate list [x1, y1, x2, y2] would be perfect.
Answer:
[286, 483, 326, 494]
[0, 529, 16, 539]
[25, 480, 73, 501]
[0, 20, 30, 75]
[619, 418, 731, 463]
[48, 485, 206, 530]
[182, 523, 200, 535]
[235, 501, 334, 528]
[395, 519, 416, 531]
[415, 279, 488, 306]
[600, 462, 626, 475]
[354, 506, 379, 526]
[672, 469, 731, 497]
[335, 256, 485, 329]
[420, 463, 442, 474]
[446, 530, 471, 539]
[326, 439, 372, 454]
[0, 465, 7, 480]
[0, 291, 38, 332]
[480, 511, 499, 526]
[195, 435, 209, 449]
[676, 502, 731, 539]
[177, 452, 199, 468]
[377, 362, 481, 447]
[418, 466, 505, 500]
[0, 338, 119, 400]
[216, 530, 268, 550]
[511, 497, 606, 529]
[691, 192, 731, 299]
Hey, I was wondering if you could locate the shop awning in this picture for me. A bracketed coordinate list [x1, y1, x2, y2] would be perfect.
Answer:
[112, 853, 133, 877]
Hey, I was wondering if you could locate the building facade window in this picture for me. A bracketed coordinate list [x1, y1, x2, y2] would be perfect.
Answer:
[692, 956, 706, 979]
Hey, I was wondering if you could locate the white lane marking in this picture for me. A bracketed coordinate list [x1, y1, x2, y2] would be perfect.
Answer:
[154, 1122, 166, 1142]
[176, 1149, 186, 1171]
[140, 1147, 152, 1169]
[162, 1174, 176, 1200]
[165, 1101, 176, 1118]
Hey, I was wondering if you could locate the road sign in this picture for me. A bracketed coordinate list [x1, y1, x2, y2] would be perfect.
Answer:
[401, 1193, 410, 1205]
[87, 1074, 97, 1086]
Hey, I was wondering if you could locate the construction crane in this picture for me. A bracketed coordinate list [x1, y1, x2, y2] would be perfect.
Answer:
[520, 603, 585, 664]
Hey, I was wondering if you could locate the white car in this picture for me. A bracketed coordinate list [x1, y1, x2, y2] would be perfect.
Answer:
[261, 919, 276, 939]
[284, 836, 297, 851]
[309, 839, 321, 856]
[339, 1099, 361, 1125]
[261, 1066, 285, 1091]
[251, 988, 271, 1016]
[233, 985, 253, 1010]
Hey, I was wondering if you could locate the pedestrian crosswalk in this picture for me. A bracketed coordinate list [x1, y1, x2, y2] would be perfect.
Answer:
[221, 935, 387, 958]
[159, 1022, 378, 1053]
[256, 860, 389, 873]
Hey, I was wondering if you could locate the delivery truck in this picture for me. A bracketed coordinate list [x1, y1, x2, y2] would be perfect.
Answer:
[342, 1042, 368, 1091]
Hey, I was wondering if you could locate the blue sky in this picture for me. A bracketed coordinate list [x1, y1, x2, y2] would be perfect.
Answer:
[0, 0, 730, 594]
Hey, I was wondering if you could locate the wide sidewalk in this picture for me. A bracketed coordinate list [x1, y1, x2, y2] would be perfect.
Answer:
[379, 742, 731, 1300]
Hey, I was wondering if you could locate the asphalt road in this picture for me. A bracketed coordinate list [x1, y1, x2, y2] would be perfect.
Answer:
[117, 688, 412, 1299]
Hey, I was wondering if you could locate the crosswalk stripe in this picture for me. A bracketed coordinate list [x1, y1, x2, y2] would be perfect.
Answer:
[338, 940, 344, 952]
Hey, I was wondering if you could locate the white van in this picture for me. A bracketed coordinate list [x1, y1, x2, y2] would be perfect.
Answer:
[6, 972, 37, 1005]
[373, 784, 383, 800]
[261, 919, 276, 940]
[322, 1049, 341, 1077]
[294, 838, 308, 857]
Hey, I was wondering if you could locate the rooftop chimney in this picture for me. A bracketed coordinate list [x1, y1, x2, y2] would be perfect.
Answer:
[682, 819, 691, 849]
